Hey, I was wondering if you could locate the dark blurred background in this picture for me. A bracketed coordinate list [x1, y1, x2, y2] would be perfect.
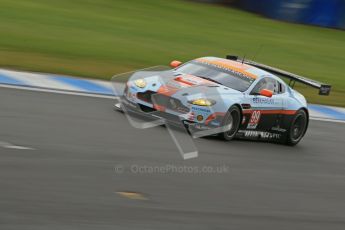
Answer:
[198, 0, 345, 29]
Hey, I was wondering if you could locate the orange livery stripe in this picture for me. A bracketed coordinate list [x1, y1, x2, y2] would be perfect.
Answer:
[242, 109, 297, 115]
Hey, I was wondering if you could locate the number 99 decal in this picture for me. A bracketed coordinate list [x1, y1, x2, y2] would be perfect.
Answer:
[247, 110, 261, 129]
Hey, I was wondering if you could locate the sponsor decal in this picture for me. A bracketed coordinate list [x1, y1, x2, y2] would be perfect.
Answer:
[271, 126, 287, 132]
[196, 115, 204, 122]
[191, 107, 211, 113]
[247, 110, 261, 129]
[244, 131, 281, 139]
[252, 97, 275, 104]
[191, 107, 212, 123]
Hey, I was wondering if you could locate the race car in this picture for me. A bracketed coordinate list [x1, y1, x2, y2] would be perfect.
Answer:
[114, 55, 331, 145]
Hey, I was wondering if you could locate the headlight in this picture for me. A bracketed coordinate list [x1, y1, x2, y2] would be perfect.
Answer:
[134, 79, 147, 88]
[189, 99, 216, 106]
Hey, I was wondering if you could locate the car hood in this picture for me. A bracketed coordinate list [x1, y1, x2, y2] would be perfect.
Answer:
[154, 73, 241, 98]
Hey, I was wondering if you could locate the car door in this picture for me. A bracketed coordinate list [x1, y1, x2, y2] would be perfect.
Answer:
[245, 77, 283, 131]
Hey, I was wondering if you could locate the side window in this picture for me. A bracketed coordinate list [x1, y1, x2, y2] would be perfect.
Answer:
[278, 82, 285, 94]
[251, 78, 279, 95]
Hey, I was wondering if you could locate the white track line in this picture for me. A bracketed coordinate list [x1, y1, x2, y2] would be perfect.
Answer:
[1, 83, 344, 124]
[329, 106, 345, 114]
[309, 117, 345, 124]
[89, 79, 114, 90]
[307, 109, 326, 118]
[0, 141, 35, 150]
[0, 83, 116, 99]
[0, 69, 82, 91]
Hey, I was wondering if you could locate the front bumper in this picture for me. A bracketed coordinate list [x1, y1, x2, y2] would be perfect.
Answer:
[115, 96, 220, 133]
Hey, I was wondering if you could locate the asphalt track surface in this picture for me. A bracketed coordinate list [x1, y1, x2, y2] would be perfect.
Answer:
[1, 87, 345, 230]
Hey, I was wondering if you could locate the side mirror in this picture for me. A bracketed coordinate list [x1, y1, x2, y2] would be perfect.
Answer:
[260, 89, 273, 98]
[170, 60, 182, 68]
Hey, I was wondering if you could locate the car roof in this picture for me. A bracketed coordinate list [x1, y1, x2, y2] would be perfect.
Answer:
[195, 56, 274, 80]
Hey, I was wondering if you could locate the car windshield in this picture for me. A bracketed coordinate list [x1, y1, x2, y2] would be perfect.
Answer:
[176, 61, 255, 92]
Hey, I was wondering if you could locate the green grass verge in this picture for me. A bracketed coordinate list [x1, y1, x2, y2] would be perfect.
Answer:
[0, 0, 344, 106]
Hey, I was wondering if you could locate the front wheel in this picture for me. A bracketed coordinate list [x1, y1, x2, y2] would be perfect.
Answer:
[285, 109, 308, 146]
[218, 106, 241, 141]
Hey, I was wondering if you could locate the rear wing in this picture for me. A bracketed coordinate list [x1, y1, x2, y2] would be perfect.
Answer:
[226, 55, 331, 95]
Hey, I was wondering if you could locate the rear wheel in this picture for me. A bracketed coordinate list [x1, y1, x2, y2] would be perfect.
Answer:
[218, 106, 241, 141]
[285, 109, 308, 146]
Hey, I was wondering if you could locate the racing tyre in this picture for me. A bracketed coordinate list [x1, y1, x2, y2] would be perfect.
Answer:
[285, 109, 308, 146]
[218, 106, 241, 141]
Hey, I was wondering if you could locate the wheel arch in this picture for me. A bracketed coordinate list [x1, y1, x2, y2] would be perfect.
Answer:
[232, 103, 243, 121]
[299, 107, 309, 134]
[228, 103, 243, 130]
[218, 103, 243, 141]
